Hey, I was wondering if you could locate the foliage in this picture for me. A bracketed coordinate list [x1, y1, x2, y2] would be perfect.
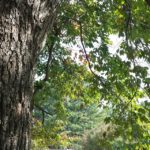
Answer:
[82, 103, 150, 149]
[32, 46, 101, 149]
[82, 123, 119, 150]
[32, 0, 150, 149]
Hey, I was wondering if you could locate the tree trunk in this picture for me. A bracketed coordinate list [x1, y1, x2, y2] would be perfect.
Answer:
[0, 0, 58, 149]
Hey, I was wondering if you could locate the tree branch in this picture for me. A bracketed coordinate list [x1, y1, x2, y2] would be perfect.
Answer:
[34, 104, 52, 116]
[44, 42, 54, 81]
[79, 22, 105, 86]
[44, 23, 61, 81]
[124, 0, 132, 44]
[34, 104, 53, 124]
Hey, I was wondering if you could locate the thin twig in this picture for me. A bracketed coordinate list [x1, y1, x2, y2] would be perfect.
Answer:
[44, 42, 54, 81]
[124, 0, 132, 45]
[79, 22, 105, 86]
[34, 104, 52, 116]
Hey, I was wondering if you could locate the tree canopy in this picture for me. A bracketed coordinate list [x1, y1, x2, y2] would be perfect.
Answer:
[32, 0, 150, 149]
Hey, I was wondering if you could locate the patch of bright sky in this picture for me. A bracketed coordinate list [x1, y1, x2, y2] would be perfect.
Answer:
[62, 35, 124, 63]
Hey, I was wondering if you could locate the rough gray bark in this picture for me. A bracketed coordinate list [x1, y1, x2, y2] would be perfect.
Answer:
[0, 0, 58, 149]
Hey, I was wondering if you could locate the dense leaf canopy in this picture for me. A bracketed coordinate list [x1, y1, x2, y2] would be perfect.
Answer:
[32, 0, 150, 149]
